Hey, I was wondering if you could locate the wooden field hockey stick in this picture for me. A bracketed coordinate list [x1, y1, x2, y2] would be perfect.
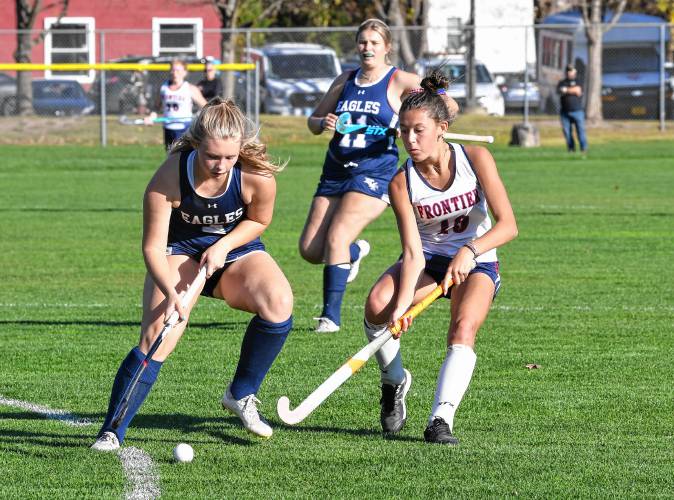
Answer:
[111, 267, 207, 429]
[443, 132, 494, 143]
[276, 285, 445, 425]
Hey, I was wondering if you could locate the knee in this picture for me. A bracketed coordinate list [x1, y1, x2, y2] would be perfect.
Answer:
[260, 287, 294, 323]
[325, 227, 347, 253]
[298, 239, 322, 264]
[365, 286, 393, 323]
[449, 318, 479, 347]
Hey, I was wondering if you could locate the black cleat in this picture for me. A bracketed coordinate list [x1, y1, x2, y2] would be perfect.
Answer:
[424, 417, 459, 445]
[380, 369, 412, 434]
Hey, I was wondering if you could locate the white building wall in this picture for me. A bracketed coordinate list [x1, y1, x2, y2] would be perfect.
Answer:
[426, 0, 536, 75]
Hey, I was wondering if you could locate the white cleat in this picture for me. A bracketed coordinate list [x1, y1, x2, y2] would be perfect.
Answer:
[347, 239, 371, 283]
[221, 385, 273, 438]
[91, 431, 120, 451]
[314, 316, 340, 333]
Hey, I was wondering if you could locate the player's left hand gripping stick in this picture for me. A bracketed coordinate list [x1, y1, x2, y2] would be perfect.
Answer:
[276, 285, 445, 425]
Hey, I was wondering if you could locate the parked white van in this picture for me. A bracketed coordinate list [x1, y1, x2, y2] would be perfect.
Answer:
[247, 43, 342, 116]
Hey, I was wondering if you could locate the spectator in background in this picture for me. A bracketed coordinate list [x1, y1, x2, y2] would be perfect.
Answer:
[557, 64, 588, 154]
[197, 59, 223, 101]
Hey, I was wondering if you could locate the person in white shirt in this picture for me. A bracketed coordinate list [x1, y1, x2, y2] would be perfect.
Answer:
[362, 70, 518, 444]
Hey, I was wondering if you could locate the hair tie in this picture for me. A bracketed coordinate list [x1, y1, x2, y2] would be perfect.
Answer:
[436, 88, 447, 95]
[409, 88, 424, 94]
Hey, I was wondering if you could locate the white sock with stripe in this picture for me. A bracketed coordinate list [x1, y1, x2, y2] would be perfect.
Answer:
[364, 319, 405, 385]
[430, 344, 477, 431]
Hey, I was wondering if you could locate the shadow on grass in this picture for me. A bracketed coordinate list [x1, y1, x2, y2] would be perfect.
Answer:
[275, 422, 423, 442]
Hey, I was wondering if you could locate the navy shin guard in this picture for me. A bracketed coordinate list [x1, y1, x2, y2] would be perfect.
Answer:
[321, 264, 350, 325]
[99, 347, 162, 443]
[230, 315, 292, 400]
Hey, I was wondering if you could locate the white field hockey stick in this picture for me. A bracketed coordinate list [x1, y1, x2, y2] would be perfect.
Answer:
[444, 132, 494, 143]
[277, 285, 445, 425]
[118, 115, 193, 126]
[336, 112, 493, 143]
[111, 267, 207, 429]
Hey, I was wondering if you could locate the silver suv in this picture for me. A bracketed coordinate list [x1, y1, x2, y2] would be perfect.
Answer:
[248, 43, 342, 116]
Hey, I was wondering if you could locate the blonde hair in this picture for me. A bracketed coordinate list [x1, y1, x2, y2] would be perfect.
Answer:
[356, 19, 393, 65]
[171, 97, 284, 175]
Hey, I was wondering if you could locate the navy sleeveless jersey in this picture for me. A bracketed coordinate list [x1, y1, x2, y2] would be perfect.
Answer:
[323, 67, 399, 179]
[167, 150, 264, 260]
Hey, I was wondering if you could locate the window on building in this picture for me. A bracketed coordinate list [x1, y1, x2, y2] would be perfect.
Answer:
[44, 17, 95, 84]
[152, 18, 203, 58]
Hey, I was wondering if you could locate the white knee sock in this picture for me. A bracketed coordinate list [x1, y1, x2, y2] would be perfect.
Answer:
[364, 319, 405, 385]
[429, 344, 477, 431]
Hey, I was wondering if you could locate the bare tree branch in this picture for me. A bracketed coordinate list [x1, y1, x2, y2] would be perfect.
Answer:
[602, 0, 627, 33]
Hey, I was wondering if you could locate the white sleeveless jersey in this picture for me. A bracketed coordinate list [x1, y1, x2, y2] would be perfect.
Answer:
[160, 80, 193, 130]
[404, 143, 497, 262]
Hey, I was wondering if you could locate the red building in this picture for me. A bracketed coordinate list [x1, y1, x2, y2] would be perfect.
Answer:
[2, 0, 224, 84]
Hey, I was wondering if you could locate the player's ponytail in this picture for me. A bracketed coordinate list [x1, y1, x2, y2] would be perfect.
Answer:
[400, 69, 458, 125]
[171, 97, 285, 175]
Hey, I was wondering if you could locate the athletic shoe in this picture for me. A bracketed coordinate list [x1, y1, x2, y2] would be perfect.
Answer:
[91, 431, 120, 451]
[347, 239, 371, 283]
[380, 368, 412, 434]
[424, 417, 459, 445]
[314, 316, 340, 333]
[221, 385, 273, 438]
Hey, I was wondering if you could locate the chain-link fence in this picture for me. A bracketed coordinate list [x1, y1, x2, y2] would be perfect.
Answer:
[0, 22, 672, 145]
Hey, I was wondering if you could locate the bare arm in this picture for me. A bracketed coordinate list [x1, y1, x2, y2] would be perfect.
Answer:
[307, 71, 351, 135]
[199, 170, 276, 276]
[142, 155, 187, 319]
[388, 169, 426, 334]
[190, 84, 208, 109]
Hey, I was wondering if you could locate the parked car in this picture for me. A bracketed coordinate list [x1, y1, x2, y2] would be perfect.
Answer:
[0, 72, 18, 116]
[246, 43, 342, 115]
[1, 77, 94, 116]
[416, 55, 505, 116]
[497, 74, 540, 112]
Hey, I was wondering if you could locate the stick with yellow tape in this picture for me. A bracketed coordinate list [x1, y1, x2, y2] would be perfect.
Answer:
[276, 285, 444, 425]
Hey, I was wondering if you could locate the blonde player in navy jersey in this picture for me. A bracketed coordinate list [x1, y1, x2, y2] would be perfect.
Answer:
[301, 19, 457, 334]
[363, 71, 517, 443]
[92, 98, 292, 451]
[157, 59, 207, 150]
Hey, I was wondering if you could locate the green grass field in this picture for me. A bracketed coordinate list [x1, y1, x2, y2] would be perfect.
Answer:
[0, 136, 673, 498]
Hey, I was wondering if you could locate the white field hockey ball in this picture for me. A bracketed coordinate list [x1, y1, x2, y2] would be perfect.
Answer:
[173, 443, 194, 463]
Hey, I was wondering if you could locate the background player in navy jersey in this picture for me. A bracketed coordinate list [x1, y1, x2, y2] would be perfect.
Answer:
[92, 97, 292, 451]
[363, 71, 517, 443]
[301, 19, 457, 333]
[155, 59, 208, 150]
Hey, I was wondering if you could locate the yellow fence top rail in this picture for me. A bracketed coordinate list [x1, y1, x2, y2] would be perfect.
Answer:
[0, 63, 255, 71]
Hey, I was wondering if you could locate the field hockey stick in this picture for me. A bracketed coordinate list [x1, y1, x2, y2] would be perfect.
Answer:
[336, 112, 493, 143]
[111, 267, 207, 429]
[444, 132, 494, 143]
[118, 115, 193, 126]
[277, 285, 445, 425]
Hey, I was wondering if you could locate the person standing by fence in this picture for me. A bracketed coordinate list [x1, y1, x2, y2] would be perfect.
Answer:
[557, 64, 588, 154]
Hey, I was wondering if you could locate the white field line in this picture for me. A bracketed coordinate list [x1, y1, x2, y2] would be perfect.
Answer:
[119, 447, 161, 500]
[328, 304, 674, 313]
[0, 395, 92, 426]
[0, 395, 160, 499]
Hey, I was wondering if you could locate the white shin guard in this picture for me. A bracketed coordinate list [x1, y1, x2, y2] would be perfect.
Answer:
[364, 319, 405, 385]
[430, 344, 477, 431]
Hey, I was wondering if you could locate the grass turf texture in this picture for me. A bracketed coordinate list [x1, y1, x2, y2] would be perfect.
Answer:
[0, 137, 673, 498]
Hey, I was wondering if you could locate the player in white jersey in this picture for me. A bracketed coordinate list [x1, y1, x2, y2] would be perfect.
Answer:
[157, 59, 207, 150]
[362, 71, 517, 444]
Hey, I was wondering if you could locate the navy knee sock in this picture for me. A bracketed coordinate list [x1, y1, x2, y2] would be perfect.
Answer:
[349, 242, 361, 263]
[321, 264, 350, 325]
[230, 315, 292, 400]
[99, 347, 163, 443]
